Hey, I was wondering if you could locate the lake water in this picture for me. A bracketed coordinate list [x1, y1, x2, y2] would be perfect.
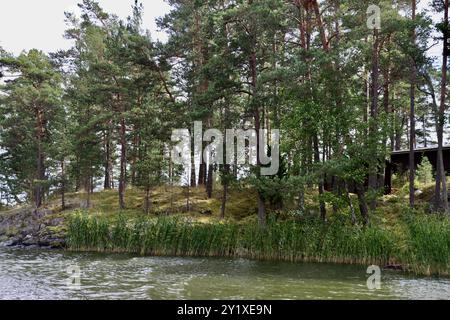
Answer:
[0, 248, 449, 300]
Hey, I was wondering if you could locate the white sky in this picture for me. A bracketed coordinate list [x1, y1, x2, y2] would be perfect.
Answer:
[0, 0, 171, 55]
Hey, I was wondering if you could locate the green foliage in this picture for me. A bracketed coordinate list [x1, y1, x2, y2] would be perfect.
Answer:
[415, 157, 434, 186]
[0, 50, 63, 204]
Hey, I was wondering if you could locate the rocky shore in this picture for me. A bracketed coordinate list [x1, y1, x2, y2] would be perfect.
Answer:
[0, 205, 70, 249]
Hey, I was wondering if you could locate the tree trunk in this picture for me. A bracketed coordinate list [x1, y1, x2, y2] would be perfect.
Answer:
[191, 146, 196, 188]
[61, 161, 66, 211]
[247, 2, 267, 226]
[379, 35, 392, 190]
[119, 116, 126, 210]
[194, 10, 209, 189]
[75, 155, 81, 192]
[257, 194, 266, 227]
[368, 28, 380, 211]
[84, 174, 92, 209]
[104, 127, 112, 190]
[198, 163, 206, 186]
[356, 182, 369, 225]
[220, 167, 229, 219]
[311, 0, 329, 52]
[295, 0, 307, 50]
[169, 159, 174, 214]
[35, 146, 45, 208]
[131, 128, 140, 186]
[186, 183, 191, 212]
[409, 0, 417, 209]
[313, 135, 327, 221]
[436, 0, 449, 213]
[144, 186, 151, 215]
[206, 163, 213, 199]
[35, 105, 46, 208]
[422, 116, 428, 148]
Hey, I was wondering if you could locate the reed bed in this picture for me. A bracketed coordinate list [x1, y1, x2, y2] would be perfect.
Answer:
[67, 211, 450, 275]
[404, 215, 450, 275]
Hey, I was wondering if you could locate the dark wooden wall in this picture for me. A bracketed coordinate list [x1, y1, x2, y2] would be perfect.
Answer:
[390, 147, 450, 175]
[385, 146, 450, 193]
[323, 147, 449, 195]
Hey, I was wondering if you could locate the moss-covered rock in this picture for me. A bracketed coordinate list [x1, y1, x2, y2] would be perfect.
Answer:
[0, 207, 68, 248]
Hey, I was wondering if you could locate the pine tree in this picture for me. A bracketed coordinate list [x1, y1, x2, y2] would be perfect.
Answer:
[0, 50, 63, 208]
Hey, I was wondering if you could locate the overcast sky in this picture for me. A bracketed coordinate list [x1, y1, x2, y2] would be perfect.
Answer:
[0, 0, 171, 55]
[0, 0, 443, 61]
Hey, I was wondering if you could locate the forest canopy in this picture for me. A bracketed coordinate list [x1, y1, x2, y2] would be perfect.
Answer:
[0, 0, 449, 225]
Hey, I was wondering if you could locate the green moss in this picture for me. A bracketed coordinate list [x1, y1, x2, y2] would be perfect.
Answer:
[73, 186, 258, 221]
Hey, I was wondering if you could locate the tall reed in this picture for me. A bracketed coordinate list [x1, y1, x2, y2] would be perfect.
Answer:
[404, 215, 450, 275]
[67, 213, 396, 264]
[67, 211, 450, 275]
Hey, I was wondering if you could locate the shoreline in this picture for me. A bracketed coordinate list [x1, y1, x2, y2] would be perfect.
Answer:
[2, 203, 449, 278]
[0, 243, 411, 275]
[0, 237, 447, 278]
[65, 213, 450, 277]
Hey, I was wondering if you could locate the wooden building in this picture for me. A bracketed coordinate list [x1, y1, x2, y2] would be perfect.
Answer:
[385, 146, 450, 194]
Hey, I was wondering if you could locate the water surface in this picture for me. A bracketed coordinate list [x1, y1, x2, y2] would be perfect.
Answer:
[0, 248, 449, 300]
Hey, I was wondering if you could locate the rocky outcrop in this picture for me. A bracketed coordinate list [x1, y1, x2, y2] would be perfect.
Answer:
[0, 207, 68, 249]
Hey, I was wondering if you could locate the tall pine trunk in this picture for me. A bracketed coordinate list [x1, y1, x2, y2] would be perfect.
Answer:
[144, 186, 151, 215]
[409, 0, 417, 209]
[61, 161, 66, 211]
[436, 0, 449, 213]
[379, 43, 391, 191]
[368, 28, 380, 211]
[314, 135, 327, 221]
[356, 182, 369, 225]
[119, 115, 126, 210]
[104, 126, 113, 190]
[35, 105, 45, 208]
[247, 0, 267, 227]
[190, 148, 196, 188]
[206, 164, 213, 199]
[220, 165, 229, 219]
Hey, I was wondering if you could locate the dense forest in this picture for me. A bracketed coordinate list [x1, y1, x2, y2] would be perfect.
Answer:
[0, 0, 449, 228]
